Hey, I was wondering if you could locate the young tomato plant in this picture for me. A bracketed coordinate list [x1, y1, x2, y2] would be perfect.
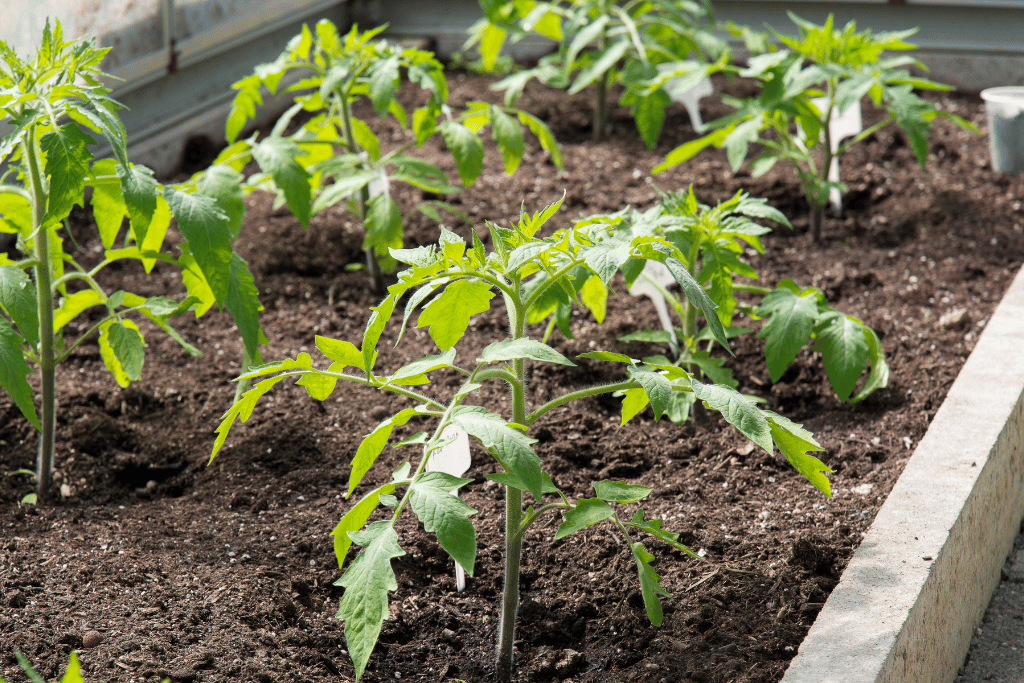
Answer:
[655, 12, 977, 241]
[468, 0, 728, 148]
[615, 186, 888, 421]
[0, 21, 266, 502]
[221, 20, 562, 292]
[210, 196, 833, 682]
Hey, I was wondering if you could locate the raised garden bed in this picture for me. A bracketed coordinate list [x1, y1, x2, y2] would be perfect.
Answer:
[2, 72, 1023, 683]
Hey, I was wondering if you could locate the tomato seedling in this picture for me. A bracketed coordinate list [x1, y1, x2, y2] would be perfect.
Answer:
[221, 20, 562, 292]
[468, 0, 728, 148]
[0, 21, 266, 502]
[655, 12, 977, 241]
[613, 186, 888, 420]
[211, 195, 833, 682]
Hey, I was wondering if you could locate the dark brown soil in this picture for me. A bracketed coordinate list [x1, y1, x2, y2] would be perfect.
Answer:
[2, 72, 1023, 683]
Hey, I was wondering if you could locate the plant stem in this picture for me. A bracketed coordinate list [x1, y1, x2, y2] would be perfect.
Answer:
[527, 379, 635, 426]
[26, 126, 56, 503]
[339, 92, 383, 293]
[496, 296, 528, 683]
[593, 4, 610, 142]
[809, 199, 824, 244]
[594, 70, 610, 142]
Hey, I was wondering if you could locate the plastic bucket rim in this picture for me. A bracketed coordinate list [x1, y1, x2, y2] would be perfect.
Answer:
[980, 86, 1024, 105]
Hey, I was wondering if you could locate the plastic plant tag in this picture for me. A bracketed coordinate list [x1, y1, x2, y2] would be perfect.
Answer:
[627, 260, 679, 357]
[425, 423, 472, 590]
[368, 169, 390, 199]
[811, 97, 863, 214]
[658, 71, 714, 134]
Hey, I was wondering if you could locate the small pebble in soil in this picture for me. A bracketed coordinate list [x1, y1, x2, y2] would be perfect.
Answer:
[83, 630, 104, 648]
[370, 405, 389, 420]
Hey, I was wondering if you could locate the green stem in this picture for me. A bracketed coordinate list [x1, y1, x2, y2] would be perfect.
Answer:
[732, 283, 771, 296]
[527, 379, 635, 426]
[593, 7, 610, 142]
[26, 126, 56, 503]
[339, 91, 383, 293]
[249, 369, 447, 411]
[517, 501, 571, 539]
[496, 291, 528, 683]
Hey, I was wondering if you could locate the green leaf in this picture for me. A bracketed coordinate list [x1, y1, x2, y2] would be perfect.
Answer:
[61, 650, 85, 683]
[349, 407, 425, 496]
[418, 279, 494, 350]
[664, 257, 729, 349]
[452, 406, 543, 500]
[506, 241, 553, 273]
[316, 336, 364, 371]
[627, 367, 673, 422]
[485, 471, 560, 496]
[0, 317, 39, 430]
[812, 312, 869, 402]
[691, 378, 773, 454]
[490, 106, 525, 174]
[364, 194, 403, 261]
[620, 387, 649, 426]
[689, 351, 738, 388]
[580, 274, 607, 323]
[370, 55, 400, 117]
[0, 265, 38, 346]
[410, 471, 477, 576]
[332, 481, 399, 567]
[653, 127, 730, 174]
[98, 319, 144, 388]
[554, 498, 614, 539]
[440, 121, 485, 186]
[594, 480, 652, 503]
[619, 329, 673, 344]
[384, 349, 457, 386]
[517, 110, 563, 169]
[40, 123, 94, 221]
[766, 412, 832, 497]
[583, 240, 632, 285]
[196, 164, 246, 240]
[90, 159, 127, 248]
[479, 337, 574, 366]
[627, 509, 699, 558]
[353, 115, 383, 161]
[630, 89, 671, 151]
[851, 325, 889, 402]
[210, 358, 312, 461]
[164, 186, 233, 304]
[336, 521, 405, 680]
[223, 252, 267, 364]
[580, 351, 638, 365]
[757, 282, 819, 382]
[252, 137, 312, 228]
[630, 541, 671, 626]
[0, 192, 33, 237]
[53, 289, 105, 333]
[569, 38, 631, 95]
[118, 163, 159, 246]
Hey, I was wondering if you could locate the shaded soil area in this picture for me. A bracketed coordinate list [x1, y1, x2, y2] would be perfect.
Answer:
[2, 72, 1023, 683]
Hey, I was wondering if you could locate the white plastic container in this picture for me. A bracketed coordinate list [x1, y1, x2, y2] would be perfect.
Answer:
[980, 86, 1024, 174]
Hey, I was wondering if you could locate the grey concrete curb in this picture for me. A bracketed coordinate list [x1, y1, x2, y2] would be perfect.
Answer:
[783, 265, 1024, 683]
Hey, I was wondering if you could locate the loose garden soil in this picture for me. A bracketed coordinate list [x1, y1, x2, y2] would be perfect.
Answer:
[2, 71, 1023, 683]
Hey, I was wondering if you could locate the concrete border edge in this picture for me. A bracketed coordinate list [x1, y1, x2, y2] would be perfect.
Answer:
[783, 265, 1024, 683]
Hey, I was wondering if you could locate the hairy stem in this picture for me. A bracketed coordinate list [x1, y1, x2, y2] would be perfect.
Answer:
[26, 127, 56, 503]
[496, 293, 528, 683]
[339, 92, 383, 293]
[527, 379, 635, 426]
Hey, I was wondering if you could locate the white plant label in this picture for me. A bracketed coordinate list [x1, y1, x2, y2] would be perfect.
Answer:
[810, 97, 863, 214]
[627, 260, 679, 356]
[658, 69, 714, 133]
[425, 424, 472, 591]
